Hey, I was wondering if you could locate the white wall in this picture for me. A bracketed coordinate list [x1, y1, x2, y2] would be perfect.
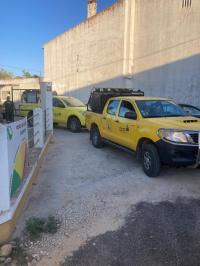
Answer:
[44, 1, 125, 95]
[44, 0, 200, 106]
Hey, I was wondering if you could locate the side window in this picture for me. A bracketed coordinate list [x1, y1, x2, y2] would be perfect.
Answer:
[23, 91, 39, 103]
[53, 98, 65, 108]
[119, 101, 136, 118]
[107, 100, 120, 116]
[163, 103, 178, 115]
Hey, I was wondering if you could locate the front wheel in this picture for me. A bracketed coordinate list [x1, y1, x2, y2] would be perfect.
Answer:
[142, 143, 161, 177]
[68, 117, 81, 133]
[90, 126, 103, 148]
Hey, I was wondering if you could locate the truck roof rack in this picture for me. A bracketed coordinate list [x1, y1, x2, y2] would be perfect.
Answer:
[87, 88, 144, 113]
[91, 88, 144, 96]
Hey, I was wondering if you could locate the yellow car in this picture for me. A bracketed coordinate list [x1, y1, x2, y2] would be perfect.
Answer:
[52, 96, 86, 132]
[19, 90, 86, 132]
[86, 88, 200, 177]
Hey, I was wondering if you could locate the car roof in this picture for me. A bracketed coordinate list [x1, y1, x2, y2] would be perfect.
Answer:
[110, 96, 170, 101]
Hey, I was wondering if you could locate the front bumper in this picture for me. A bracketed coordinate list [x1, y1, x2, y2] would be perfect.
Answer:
[156, 140, 200, 167]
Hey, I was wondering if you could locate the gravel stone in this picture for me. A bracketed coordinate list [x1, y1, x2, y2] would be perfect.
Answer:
[12, 129, 200, 265]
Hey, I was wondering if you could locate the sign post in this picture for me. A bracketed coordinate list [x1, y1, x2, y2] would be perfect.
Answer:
[40, 82, 53, 134]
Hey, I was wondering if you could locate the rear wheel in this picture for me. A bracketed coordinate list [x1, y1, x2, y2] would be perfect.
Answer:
[68, 117, 81, 133]
[142, 143, 161, 177]
[90, 126, 103, 148]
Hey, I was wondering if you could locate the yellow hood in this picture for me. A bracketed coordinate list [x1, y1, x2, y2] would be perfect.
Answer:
[147, 116, 200, 131]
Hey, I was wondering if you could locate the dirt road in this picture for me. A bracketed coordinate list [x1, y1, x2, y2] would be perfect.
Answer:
[14, 128, 200, 265]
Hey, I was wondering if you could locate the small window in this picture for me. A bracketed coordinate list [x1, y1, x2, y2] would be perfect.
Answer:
[119, 101, 136, 118]
[182, 0, 192, 8]
[107, 100, 120, 116]
[53, 98, 65, 108]
[23, 91, 40, 103]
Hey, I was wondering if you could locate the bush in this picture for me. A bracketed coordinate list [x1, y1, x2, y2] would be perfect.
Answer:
[25, 216, 60, 239]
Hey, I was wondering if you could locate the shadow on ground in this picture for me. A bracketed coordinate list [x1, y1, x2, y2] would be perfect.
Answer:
[63, 198, 200, 266]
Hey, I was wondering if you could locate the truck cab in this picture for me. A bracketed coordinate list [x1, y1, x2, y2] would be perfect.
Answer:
[86, 88, 200, 177]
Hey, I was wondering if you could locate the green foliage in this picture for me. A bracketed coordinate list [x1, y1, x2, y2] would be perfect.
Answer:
[25, 217, 45, 239]
[25, 216, 60, 239]
[0, 68, 13, 80]
[22, 70, 39, 78]
[45, 216, 59, 234]
[22, 70, 32, 78]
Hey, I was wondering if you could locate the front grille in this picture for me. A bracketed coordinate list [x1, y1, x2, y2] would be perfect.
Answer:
[188, 132, 199, 144]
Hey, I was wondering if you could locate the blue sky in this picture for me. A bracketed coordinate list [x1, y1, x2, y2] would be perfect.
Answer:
[0, 0, 116, 76]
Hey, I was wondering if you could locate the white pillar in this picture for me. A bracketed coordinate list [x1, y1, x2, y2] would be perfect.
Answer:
[33, 108, 44, 148]
[40, 82, 53, 133]
[0, 125, 10, 213]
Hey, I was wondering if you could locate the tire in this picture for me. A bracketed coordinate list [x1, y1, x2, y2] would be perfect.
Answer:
[68, 117, 81, 133]
[90, 125, 103, 148]
[142, 143, 161, 177]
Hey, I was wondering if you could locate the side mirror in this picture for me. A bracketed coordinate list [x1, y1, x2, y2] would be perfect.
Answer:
[124, 111, 137, 120]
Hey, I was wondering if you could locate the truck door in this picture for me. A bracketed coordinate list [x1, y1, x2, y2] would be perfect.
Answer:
[115, 100, 138, 150]
[102, 99, 120, 142]
[53, 98, 66, 123]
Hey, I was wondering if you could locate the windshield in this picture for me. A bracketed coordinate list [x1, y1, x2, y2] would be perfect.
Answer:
[62, 98, 85, 107]
[181, 105, 200, 116]
[136, 100, 185, 118]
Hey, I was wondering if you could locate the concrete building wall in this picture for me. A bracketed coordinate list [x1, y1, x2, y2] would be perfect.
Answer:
[44, 1, 125, 97]
[0, 78, 41, 103]
[44, 0, 200, 106]
[131, 0, 200, 106]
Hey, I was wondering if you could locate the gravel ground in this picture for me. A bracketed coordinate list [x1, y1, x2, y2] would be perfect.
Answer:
[63, 198, 200, 266]
[13, 128, 200, 266]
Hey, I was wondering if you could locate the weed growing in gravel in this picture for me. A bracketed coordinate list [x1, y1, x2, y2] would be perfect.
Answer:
[25, 216, 60, 239]
[45, 215, 59, 234]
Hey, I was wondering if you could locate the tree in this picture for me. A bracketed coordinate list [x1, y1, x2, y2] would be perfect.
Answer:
[22, 70, 40, 78]
[0, 68, 14, 80]
[22, 70, 32, 78]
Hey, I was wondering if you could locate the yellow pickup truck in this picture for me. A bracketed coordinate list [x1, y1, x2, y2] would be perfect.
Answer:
[19, 90, 86, 132]
[86, 88, 200, 177]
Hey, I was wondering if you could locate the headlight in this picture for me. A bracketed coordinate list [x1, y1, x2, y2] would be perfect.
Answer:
[157, 129, 195, 144]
